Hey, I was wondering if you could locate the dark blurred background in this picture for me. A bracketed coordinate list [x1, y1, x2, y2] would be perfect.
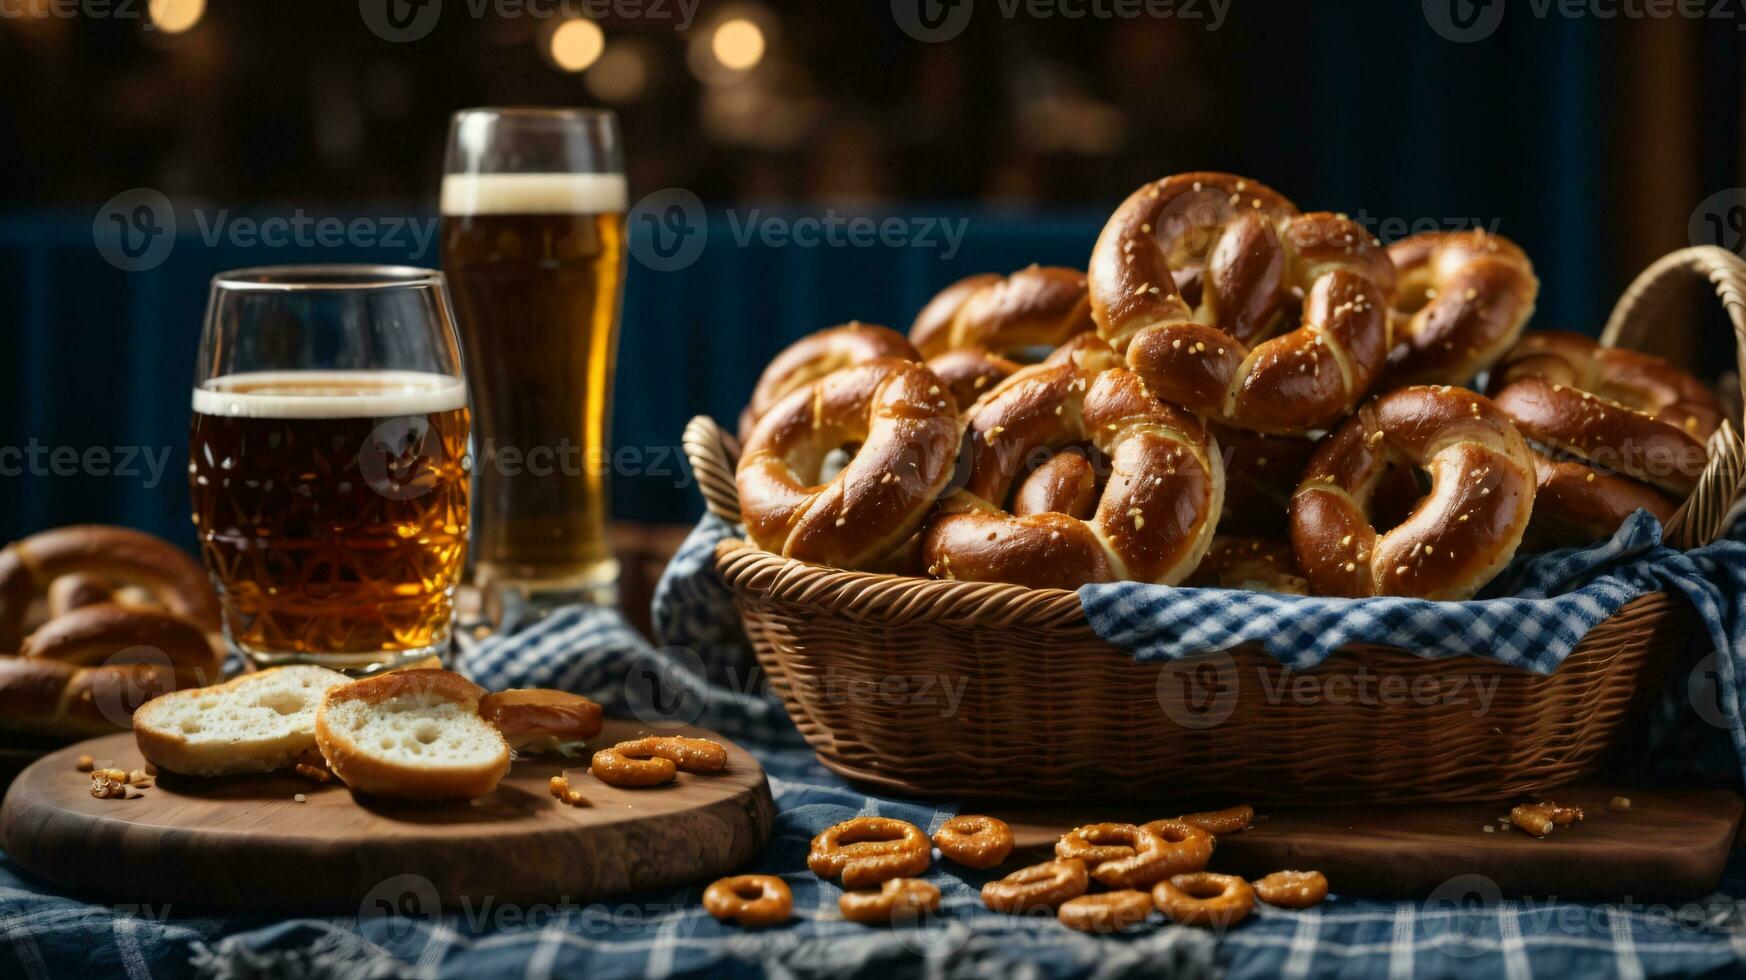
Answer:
[2, 0, 1743, 545]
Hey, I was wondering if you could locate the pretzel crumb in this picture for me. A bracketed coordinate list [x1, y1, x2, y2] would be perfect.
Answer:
[1610, 796, 1631, 811]
[75, 755, 94, 773]
[294, 793, 308, 803]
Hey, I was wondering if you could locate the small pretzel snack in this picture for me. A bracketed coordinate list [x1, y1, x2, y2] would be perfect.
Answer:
[1176, 804, 1255, 836]
[611, 735, 728, 773]
[809, 816, 932, 887]
[932, 814, 1015, 870]
[589, 746, 677, 788]
[1057, 890, 1156, 934]
[839, 878, 942, 925]
[703, 875, 793, 929]
[1253, 870, 1329, 909]
[982, 858, 1090, 913]
[1058, 822, 1204, 889]
[1152, 872, 1256, 928]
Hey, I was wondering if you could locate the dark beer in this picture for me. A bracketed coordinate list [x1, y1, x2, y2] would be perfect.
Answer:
[440, 173, 627, 602]
[189, 371, 470, 668]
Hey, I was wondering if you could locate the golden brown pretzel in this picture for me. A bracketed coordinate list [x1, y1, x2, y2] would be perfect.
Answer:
[738, 359, 959, 570]
[0, 657, 193, 739]
[1486, 331, 1717, 532]
[1490, 378, 1707, 498]
[1384, 230, 1538, 386]
[739, 322, 920, 442]
[1012, 448, 1098, 518]
[909, 265, 1094, 359]
[1490, 330, 1722, 438]
[921, 338, 1223, 588]
[1290, 386, 1537, 599]
[0, 525, 219, 652]
[1526, 452, 1677, 546]
[1186, 537, 1309, 594]
[1090, 173, 1395, 432]
[1089, 172, 1304, 351]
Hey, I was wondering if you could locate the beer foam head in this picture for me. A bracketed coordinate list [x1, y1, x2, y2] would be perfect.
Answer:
[192, 371, 467, 419]
[440, 173, 628, 216]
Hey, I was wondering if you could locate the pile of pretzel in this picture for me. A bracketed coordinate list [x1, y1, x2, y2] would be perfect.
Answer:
[734, 172, 1723, 599]
[0, 525, 224, 738]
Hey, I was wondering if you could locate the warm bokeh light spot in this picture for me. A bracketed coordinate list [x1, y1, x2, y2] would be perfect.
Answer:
[148, 0, 205, 34]
[711, 18, 765, 72]
[550, 19, 605, 74]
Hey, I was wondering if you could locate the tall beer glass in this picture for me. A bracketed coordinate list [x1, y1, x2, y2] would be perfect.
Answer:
[189, 266, 471, 671]
[441, 108, 627, 617]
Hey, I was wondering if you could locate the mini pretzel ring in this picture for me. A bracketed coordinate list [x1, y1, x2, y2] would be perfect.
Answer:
[981, 858, 1089, 913]
[932, 814, 1014, 869]
[1152, 872, 1255, 928]
[590, 747, 677, 787]
[703, 875, 792, 928]
[1055, 821, 1141, 865]
[1253, 870, 1329, 909]
[810, 814, 935, 873]
[1092, 820, 1213, 887]
[838, 877, 942, 925]
[1057, 890, 1156, 934]
[611, 735, 727, 773]
[1176, 804, 1254, 836]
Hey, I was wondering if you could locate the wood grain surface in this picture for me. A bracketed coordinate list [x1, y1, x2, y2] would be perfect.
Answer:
[992, 780, 1742, 901]
[0, 719, 774, 912]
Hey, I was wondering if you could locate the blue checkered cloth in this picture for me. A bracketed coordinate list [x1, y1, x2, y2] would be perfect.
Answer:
[6, 513, 1746, 979]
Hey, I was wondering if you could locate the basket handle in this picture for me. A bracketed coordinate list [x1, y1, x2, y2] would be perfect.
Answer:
[1599, 245, 1746, 548]
[683, 415, 743, 524]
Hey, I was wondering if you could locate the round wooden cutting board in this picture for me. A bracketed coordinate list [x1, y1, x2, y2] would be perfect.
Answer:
[0, 719, 775, 912]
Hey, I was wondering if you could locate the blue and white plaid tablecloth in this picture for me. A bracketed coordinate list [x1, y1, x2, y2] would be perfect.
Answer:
[5, 512, 1746, 979]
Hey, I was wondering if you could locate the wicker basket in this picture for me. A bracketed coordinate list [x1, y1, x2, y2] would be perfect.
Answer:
[684, 246, 1746, 804]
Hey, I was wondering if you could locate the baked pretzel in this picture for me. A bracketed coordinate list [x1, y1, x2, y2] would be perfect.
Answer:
[703, 875, 792, 928]
[909, 265, 1094, 359]
[0, 525, 219, 651]
[1487, 332, 1716, 532]
[1490, 378, 1706, 499]
[1290, 386, 1537, 599]
[921, 338, 1223, 588]
[1152, 872, 1255, 928]
[1091, 173, 1396, 434]
[738, 359, 959, 570]
[1186, 538, 1308, 594]
[1089, 172, 1302, 351]
[1491, 330, 1722, 439]
[1526, 452, 1677, 546]
[0, 526, 223, 737]
[739, 322, 920, 442]
[1384, 230, 1538, 387]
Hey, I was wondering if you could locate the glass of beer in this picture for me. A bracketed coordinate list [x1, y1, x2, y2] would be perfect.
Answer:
[441, 108, 627, 621]
[189, 266, 471, 671]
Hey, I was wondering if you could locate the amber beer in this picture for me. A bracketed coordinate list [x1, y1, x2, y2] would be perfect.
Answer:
[188, 372, 470, 668]
[440, 172, 627, 604]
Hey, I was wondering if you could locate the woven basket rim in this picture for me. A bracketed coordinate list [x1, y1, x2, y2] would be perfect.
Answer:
[715, 535, 1684, 647]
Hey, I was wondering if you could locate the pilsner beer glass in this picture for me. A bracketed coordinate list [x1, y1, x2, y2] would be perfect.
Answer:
[189, 266, 471, 671]
[442, 108, 628, 617]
